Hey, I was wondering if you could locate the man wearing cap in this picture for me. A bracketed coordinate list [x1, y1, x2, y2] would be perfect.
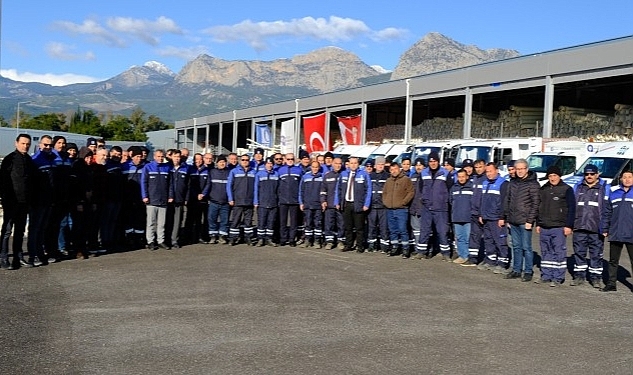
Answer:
[601, 170, 633, 292]
[321, 157, 345, 250]
[86, 137, 98, 154]
[571, 164, 608, 288]
[367, 156, 390, 253]
[122, 146, 147, 249]
[251, 148, 266, 172]
[506, 160, 517, 180]
[443, 158, 457, 182]
[335, 157, 372, 252]
[535, 166, 575, 286]
[407, 158, 425, 256]
[207, 155, 231, 244]
[298, 150, 311, 174]
[463, 159, 487, 266]
[277, 153, 303, 247]
[504, 158, 541, 281]
[413, 151, 453, 261]
[254, 157, 279, 246]
[322, 151, 334, 173]
[227, 154, 257, 245]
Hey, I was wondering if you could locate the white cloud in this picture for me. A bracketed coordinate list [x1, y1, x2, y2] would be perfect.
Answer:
[106, 16, 183, 45]
[371, 27, 409, 42]
[53, 19, 126, 47]
[205, 16, 399, 50]
[46, 42, 96, 61]
[156, 45, 209, 60]
[1, 69, 103, 86]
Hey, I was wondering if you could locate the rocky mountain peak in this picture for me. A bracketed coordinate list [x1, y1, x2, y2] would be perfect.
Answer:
[390, 32, 520, 80]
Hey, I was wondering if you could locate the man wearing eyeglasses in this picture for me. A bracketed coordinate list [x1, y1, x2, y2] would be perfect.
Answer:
[504, 158, 540, 281]
[27, 135, 57, 266]
[227, 154, 257, 245]
[570, 164, 608, 288]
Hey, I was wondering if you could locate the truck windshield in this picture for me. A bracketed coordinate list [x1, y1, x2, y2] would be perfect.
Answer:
[412, 146, 442, 163]
[527, 155, 577, 175]
[457, 146, 491, 164]
[575, 157, 629, 179]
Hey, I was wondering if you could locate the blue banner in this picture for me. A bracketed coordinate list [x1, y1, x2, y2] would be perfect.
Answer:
[255, 123, 272, 148]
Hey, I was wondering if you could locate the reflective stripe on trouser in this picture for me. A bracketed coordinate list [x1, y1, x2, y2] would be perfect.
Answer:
[230, 206, 254, 240]
[539, 227, 568, 282]
[208, 202, 230, 237]
[468, 217, 484, 263]
[257, 207, 278, 240]
[482, 219, 509, 267]
[416, 209, 450, 255]
[323, 208, 344, 244]
[409, 214, 420, 246]
[367, 208, 389, 246]
[572, 230, 604, 279]
[304, 208, 323, 243]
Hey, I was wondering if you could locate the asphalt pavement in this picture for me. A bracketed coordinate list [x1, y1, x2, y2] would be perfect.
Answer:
[1, 241, 633, 375]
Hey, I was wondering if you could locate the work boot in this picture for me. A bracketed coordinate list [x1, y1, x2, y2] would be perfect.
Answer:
[570, 277, 585, 286]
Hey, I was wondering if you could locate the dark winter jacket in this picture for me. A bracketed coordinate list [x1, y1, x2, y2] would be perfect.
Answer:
[254, 169, 279, 208]
[208, 167, 229, 204]
[141, 161, 171, 206]
[537, 181, 575, 229]
[479, 175, 508, 220]
[450, 180, 474, 223]
[602, 184, 633, 242]
[320, 169, 341, 207]
[299, 171, 323, 210]
[0, 149, 36, 206]
[277, 164, 303, 205]
[504, 171, 540, 225]
[573, 178, 609, 233]
[226, 165, 256, 206]
[335, 168, 372, 212]
[170, 162, 190, 204]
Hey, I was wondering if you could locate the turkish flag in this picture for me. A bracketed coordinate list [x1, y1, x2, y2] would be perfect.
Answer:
[337, 115, 362, 145]
[303, 112, 328, 153]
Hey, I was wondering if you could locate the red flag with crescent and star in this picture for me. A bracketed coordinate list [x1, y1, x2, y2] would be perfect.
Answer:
[337, 115, 362, 145]
[303, 112, 329, 153]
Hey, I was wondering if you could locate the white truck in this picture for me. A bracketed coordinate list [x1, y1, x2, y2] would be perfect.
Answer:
[393, 139, 467, 165]
[563, 142, 633, 187]
[366, 143, 412, 163]
[332, 144, 378, 164]
[456, 137, 543, 171]
[526, 140, 603, 185]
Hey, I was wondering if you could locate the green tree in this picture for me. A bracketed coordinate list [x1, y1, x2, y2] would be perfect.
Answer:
[0, 115, 9, 127]
[21, 113, 67, 131]
[68, 108, 102, 136]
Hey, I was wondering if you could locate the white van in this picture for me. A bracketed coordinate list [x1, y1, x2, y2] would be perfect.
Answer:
[366, 144, 412, 163]
[393, 139, 466, 165]
[563, 142, 633, 186]
[456, 137, 542, 170]
[526, 141, 603, 185]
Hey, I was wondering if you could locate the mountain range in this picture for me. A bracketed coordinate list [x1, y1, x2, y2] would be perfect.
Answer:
[0, 32, 519, 124]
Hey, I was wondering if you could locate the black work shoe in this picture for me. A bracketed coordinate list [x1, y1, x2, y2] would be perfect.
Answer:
[0, 259, 10, 270]
[289, 241, 297, 247]
[158, 243, 171, 250]
[521, 274, 533, 282]
[504, 271, 522, 279]
[570, 277, 585, 286]
[171, 243, 181, 249]
[601, 284, 617, 292]
[230, 238, 239, 246]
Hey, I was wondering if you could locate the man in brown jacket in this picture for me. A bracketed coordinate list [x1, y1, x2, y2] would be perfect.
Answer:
[383, 162, 415, 258]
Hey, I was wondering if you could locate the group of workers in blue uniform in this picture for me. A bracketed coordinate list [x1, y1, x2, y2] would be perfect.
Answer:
[1, 132, 633, 293]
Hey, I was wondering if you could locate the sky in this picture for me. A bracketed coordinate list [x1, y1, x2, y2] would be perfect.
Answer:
[1, 0, 632, 86]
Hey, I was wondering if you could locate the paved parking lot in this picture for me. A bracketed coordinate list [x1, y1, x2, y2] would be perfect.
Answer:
[1, 242, 632, 375]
